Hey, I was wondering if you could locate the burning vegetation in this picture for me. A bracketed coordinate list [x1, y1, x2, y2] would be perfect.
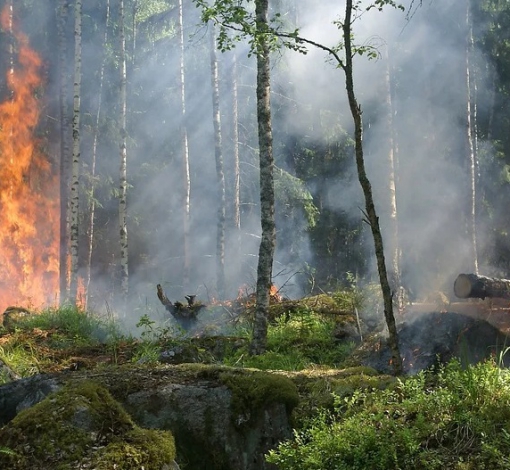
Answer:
[0, 6, 58, 313]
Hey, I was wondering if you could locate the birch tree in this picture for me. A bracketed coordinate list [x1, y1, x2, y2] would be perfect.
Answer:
[58, 0, 71, 305]
[178, 0, 191, 294]
[69, 0, 82, 305]
[119, 0, 129, 303]
[85, 0, 110, 309]
[384, 46, 404, 313]
[466, 1, 479, 274]
[209, 25, 226, 299]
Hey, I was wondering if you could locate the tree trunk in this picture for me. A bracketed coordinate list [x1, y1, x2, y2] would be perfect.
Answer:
[69, 0, 82, 306]
[250, 0, 275, 356]
[465, 2, 478, 274]
[343, 0, 402, 374]
[231, 52, 241, 261]
[209, 25, 226, 300]
[119, 0, 129, 305]
[454, 273, 510, 300]
[85, 0, 110, 310]
[384, 45, 403, 313]
[58, 0, 70, 305]
[178, 0, 191, 294]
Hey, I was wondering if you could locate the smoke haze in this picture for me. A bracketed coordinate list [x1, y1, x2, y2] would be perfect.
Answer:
[4, 0, 500, 328]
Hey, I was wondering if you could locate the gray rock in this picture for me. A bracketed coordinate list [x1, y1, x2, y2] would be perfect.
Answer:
[0, 365, 297, 470]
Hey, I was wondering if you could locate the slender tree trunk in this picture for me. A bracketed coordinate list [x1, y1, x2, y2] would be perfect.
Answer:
[231, 52, 241, 251]
[85, 0, 110, 309]
[178, 0, 191, 294]
[384, 45, 403, 313]
[466, 2, 478, 274]
[58, 0, 70, 305]
[250, 0, 275, 356]
[209, 25, 226, 299]
[343, 0, 402, 374]
[69, 0, 82, 306]
[119, 0, 129, 304]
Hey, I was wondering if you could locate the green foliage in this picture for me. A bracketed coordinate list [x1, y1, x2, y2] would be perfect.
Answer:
[224, 306, 356, 370]
[267, 359, 510, 470]
[131, 314, 170, 364]
[193, 0, 307, 55]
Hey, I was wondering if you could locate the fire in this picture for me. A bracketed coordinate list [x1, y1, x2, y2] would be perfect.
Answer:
[0, 7, 59, 312]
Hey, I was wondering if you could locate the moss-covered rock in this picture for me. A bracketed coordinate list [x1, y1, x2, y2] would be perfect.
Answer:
[219, 368, 299, 426]
[0, 379, 176, 470]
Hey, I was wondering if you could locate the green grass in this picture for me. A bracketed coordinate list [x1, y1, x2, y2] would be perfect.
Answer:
[223, 307, 356, 370]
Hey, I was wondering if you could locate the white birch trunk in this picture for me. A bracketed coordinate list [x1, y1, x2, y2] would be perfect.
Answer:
[178, 0, 191, 294]
[58, 0, 71, 304]
[119, 0, 129, 302]
[466, 3, 478, 274]
[69, 0, 82, 305]
[85, 0, 110, 310]
[57, 0, 70, 304]
[209, 25, 226, 299]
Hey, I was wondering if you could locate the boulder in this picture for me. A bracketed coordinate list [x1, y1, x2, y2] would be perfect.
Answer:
[0, 364, 299, 470]
[0, 379, 177, 470]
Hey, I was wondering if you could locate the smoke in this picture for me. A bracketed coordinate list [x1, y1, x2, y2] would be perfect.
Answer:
[277, 0, 493, 301]
[6, 0, 501, 332]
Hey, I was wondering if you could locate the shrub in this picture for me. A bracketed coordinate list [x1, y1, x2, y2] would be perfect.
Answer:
[267, 359, 510, 470]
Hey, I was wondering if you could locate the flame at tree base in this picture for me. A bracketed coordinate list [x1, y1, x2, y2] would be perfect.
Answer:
[0, 7, 59, 313]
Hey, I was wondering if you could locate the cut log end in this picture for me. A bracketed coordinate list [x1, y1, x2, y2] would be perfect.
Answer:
[454, 274, 474, 299]
[454, 273, 510, 300]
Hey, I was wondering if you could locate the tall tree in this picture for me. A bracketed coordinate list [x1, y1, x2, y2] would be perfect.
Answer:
[178, 0, 191, 294]
[119, 0, 129, 304]
[384, 45, 404, 313]
[209, 24, 226, 300]
[250, 0, 276, 355]
[342, 0, 402, 373]
[58, 0, 70, 305]
[466, 1, 479, 274]
[85, 0, 110, 309]
[69, 0, 82, 305]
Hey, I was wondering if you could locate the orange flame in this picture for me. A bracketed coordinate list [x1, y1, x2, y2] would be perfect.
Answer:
[0, 7, 59, 312]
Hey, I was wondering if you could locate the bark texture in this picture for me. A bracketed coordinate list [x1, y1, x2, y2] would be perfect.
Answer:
[250, 0, 275, 356]
[119, 0, 129, 302]
[69, 0, 82, 305]
[58, 0, 70, 304]
[210, 25, 226, 300]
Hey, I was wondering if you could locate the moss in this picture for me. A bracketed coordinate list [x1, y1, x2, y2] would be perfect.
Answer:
[0, 379, 175, 470]
[219, 369, 299, 426]
[93, 427, 176, 469]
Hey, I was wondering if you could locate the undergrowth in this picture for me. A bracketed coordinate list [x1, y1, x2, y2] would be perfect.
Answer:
[267, 358, 510, 470]
[223, 307, 356, 370]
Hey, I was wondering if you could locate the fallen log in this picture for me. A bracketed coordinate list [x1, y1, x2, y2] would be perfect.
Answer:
[454, 273, 510, 300]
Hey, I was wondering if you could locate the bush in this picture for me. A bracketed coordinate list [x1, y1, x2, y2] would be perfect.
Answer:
[266, 359, 510, 470]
